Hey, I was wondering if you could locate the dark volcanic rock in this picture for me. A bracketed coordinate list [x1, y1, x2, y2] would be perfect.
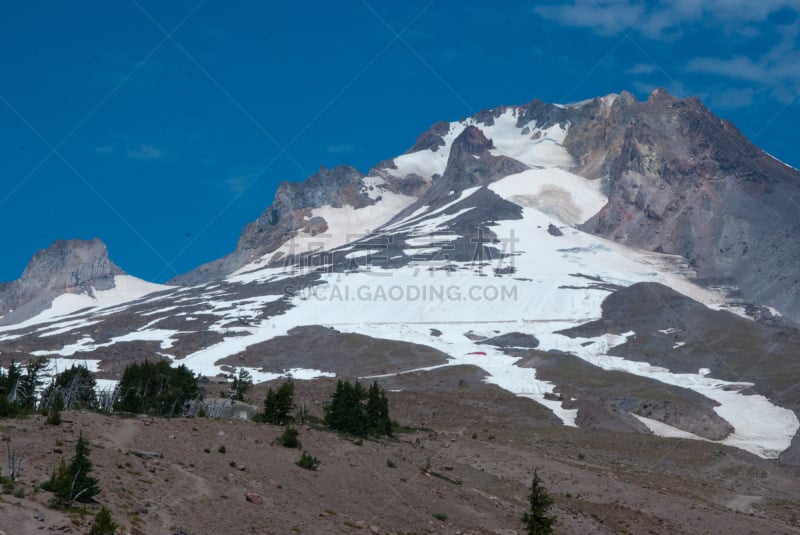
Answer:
[518, 349, 733, 440]
[405, 120, 450, 153]
[440, 126, 528, 191]
[547, 224, 563, 237]
[477, 332, 539, 349]
[216, 325, 450, 377]
[0, 238, 124, 325]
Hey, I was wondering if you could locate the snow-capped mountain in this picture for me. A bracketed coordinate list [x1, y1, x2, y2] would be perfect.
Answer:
[2, 89, 800, 464]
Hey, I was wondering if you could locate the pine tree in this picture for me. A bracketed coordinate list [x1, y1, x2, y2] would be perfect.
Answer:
[114, 360, 198, 416]
[230, 368, 253, 402]
[43, 432, 100, 507]
[88, 506, 117, 535]
[521, 469, 555, 535]
[366, 382, 392, 437]
[324, 380, 391, 438]
[259, 378, 294, 424]
[42, 364, 97, 410]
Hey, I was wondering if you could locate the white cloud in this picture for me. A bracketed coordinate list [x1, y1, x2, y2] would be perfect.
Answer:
[534, 0, 644, 35]
[534, 0, 800, 38]
[686, 56, 769, 83]
[686, 24, 800, 101]
[126, 144, 164, 160]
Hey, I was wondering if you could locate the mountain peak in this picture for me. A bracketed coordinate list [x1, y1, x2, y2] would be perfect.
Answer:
[450, 124, 494, 156]
[0, 238, 125, 324]
[20, 238, 122, 283]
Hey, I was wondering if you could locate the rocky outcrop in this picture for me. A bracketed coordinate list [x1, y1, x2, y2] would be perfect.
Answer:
[237, 165, 369, 250]
[0, 238, 124, 324]
[397, 126, 528, 220]
[404, 120, 450, 153]
[563, 89, 800, 323]
[170, 165, 370, 285]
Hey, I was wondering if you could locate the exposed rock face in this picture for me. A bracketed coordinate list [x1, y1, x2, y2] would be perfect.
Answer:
[398, 126, 528, 220]
[440, 125, 528, 189]
[566, 89, 800, 322]
[237, 165, 370, 250]
[170, 165, 369, 285]
[405, 120, 450, 153]
[0, 238, 124, 324]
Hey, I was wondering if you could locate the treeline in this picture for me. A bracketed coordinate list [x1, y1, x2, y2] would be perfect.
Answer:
[2, 357, 395, 438]
[0, 357, 202, 419]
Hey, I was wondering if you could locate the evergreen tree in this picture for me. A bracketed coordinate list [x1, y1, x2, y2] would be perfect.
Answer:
[521, 469, 555, 535]
[18, 358, 47, 410]
[258, 378, 294, 424]
[42, 364, 97, 410]
[0, 361, 23, 417]
[114, 360, 198, 416]
[42, 432, 100, 507]
[366, 381, 392, 437]
[88, 506, 117, 535]
[0, 359, 45, 416]
[324, 380, 391, 438]
[230, 368, 253, 402]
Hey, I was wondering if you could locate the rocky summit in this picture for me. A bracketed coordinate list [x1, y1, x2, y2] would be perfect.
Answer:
[2, 89, 800, 534]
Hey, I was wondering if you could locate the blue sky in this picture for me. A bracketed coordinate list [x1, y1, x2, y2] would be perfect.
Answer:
[1, 0, 799, 283]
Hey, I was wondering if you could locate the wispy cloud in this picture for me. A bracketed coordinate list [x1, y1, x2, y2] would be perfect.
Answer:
[225, 175, 249, 194]
[686, 24, 800, 102]
[534, 1, 645, 36]
[126, 144, 164, 160]
[533, 1, 800, 38]
[533, 1, 800, 107]
[628, 63, 656, 74]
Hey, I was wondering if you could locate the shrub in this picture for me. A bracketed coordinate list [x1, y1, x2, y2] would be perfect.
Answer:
[46, 401, 62, 426]
[89, 506, 118, 535]
[296, 451, 320, 471]
[279, 426, 300, 448]
[433, 513, 448, 522]
[217, 445, 226, 454]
